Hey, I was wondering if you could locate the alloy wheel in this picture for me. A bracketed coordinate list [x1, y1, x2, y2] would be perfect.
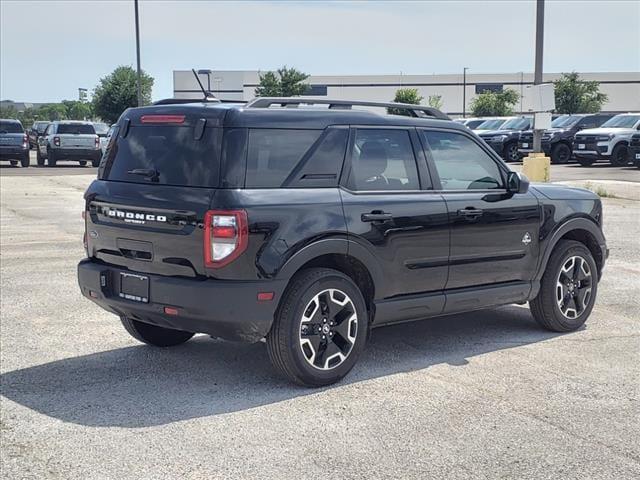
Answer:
[556, 255, 592, 319]
[299, 288, 358, 370]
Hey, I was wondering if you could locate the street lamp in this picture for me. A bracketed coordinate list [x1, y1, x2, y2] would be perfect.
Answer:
[462, 67, 469, 118]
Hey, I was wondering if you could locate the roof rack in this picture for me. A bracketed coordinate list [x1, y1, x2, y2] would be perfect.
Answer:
[244, 97, 450, 120]
[153, 97, 221, 106]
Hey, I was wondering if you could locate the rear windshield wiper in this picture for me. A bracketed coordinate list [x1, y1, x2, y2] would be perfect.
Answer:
[127, 168, 159, 182]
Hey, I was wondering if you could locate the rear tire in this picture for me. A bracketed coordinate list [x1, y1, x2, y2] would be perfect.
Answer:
[266, 268, 368, 387]
[120, 316, 194, 347]
[48, 149, 57, 167]
[577, 157, 595, 167]
[36, 148, 45, 166]
[10, 160, 18, 166]
[79, 160, 87, 166]
[21, 152, 30, 167]
[610, 144, 629, 167]
[551, 143, 571, 164]
[91, 156, 101, 167]
[530, 240, 598, 332]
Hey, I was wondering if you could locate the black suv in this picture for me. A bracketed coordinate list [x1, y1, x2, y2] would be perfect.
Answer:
[630, 133, 640, 168]
[78, 98, 608, 387]
[518, 114, 613, 164]
[477, 116, 533, 162]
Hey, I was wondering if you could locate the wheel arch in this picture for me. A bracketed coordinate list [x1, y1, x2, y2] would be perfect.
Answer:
[535, 218, 606, 285]
[277, 238, 383, 320]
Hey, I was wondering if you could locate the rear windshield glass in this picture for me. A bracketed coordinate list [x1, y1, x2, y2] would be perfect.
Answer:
[57, 123, 96, 134]
[34, 121, 49, 133]
[93, 123, 109, 135]
[103, 125, 221, 188]
[0, 121, 23, 133]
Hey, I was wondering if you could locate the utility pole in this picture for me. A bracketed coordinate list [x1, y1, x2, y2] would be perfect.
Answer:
[462, 67, 468, 118]
[134, 0, 142, 106]
[532, 0, 545, 152]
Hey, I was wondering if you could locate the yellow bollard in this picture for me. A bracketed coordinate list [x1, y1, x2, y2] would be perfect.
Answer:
[522, 152, 551, 182]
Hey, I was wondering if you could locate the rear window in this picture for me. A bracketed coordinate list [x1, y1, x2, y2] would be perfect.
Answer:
[57, 123, 96, 134]
[102, 125, 221, 188]
[0, 121, 23, 133]
[246, 129, 322, 188]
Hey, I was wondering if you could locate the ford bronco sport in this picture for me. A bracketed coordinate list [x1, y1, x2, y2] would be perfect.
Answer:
[78, 98, 608, 387]
[0, 119, 30, 167]
[37, 120, 101, 167]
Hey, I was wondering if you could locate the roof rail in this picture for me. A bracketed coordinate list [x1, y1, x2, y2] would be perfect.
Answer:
[244, 97, 450, 120]
[153, 97, 222, 106]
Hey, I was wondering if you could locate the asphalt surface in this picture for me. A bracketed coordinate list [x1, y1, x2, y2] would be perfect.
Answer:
[1, 174, 639, 479]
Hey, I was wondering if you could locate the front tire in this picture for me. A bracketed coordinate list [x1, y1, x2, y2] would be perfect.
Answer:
[551, 143, 571, 164]
[530, 240, 598, 332]
[120, 316, 194, 347]
[610, 144, 629, 167]
[503, 142, 520, 162]
[266, 268, 368, 387]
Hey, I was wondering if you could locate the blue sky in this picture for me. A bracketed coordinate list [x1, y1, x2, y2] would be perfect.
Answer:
[1, 0, 639, 103]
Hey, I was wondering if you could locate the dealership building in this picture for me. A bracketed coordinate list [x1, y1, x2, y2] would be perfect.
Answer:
[173, 70, 639, 116]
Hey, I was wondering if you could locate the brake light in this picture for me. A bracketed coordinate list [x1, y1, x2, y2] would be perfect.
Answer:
[95, 136, 100, 149]
[22, 134, 28, 149]
[204, 210, 248, 268]
[140, 115, 185, 124]
[53, 136, 60, 147]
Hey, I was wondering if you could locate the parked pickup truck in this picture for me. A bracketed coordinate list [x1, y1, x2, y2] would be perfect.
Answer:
[0, 119, 30, 167]
[573, 113, 640, 167]
[37, 121, 101, 167]
[629, 133, 640, 169]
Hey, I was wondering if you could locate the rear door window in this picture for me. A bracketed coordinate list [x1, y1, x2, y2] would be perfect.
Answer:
[102, 125, 221, 187]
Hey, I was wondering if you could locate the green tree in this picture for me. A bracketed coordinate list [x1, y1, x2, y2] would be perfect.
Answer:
[389, 88, 423, 116]
[254, 66, 309, 97]
[470, 89, 519, 117]
[62, 100, 94, 120]
[428, 94, 443, 110]
[92, 66, 154, 124]
[37, 103, 69, 121]
[553, 72, 608, 114]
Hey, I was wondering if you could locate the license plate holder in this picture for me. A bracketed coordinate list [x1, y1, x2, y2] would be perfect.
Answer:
[119, 272, 149, 303]
[636, 153, 640, 160]
[522, 143, 529, 148]
[578, 144, 585, 149]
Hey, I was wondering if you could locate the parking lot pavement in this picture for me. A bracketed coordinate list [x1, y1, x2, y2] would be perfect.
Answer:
[1, 174, 639, 479]
[0, 150, 98, 176]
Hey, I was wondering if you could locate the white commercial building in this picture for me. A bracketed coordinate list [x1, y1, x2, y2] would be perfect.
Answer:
[173, 70, 639, 116]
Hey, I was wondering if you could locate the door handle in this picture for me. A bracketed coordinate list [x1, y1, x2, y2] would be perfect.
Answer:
[361, 212, 393, 222]
[457, 208, 483, 218]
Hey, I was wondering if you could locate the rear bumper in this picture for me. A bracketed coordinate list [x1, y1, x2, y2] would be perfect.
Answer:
[53, 148, 101, 160]
[77, 259, 288, 342]
[0, 147, 28, 160]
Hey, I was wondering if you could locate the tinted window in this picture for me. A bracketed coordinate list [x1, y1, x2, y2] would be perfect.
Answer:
[103, 125, 221, 187]
[33, 121, 49, 133]
[93, 123, 109, 136]
[57, 123, 96, 134]
[284, 128, 348, 188]
[422, 130, 503, 190]
[500, 117, 531, 130]
[347, 129, 419, 191]
[246, 129, 321, 188]
[466, 119, 488, 129]
[601, 115, 640, 128]
[0, 121, 23, 133]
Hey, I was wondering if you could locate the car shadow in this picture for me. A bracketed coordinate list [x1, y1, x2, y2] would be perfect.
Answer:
[1, 306, 563, 428]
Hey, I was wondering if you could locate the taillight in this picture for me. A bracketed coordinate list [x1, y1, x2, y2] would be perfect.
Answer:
[82, 210, 88, 254]
[22, 134, 28, 149]
[53, 136, 60, 147]
[203, 210, 248, 268]
[140, 115, 185, 124]
[95, 136, 100, 149]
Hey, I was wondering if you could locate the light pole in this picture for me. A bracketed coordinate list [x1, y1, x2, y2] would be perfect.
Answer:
[134, 0, 142, 106]
[532, 0, 545, 152]
[462, 67, 469, 118]
[520, 72, 524, 113]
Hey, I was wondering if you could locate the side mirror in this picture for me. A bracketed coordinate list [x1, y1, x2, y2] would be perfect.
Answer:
[507, 171, 529, 194]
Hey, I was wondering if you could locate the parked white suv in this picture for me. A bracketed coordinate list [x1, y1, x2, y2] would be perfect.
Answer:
[573, 113, 640, 167]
